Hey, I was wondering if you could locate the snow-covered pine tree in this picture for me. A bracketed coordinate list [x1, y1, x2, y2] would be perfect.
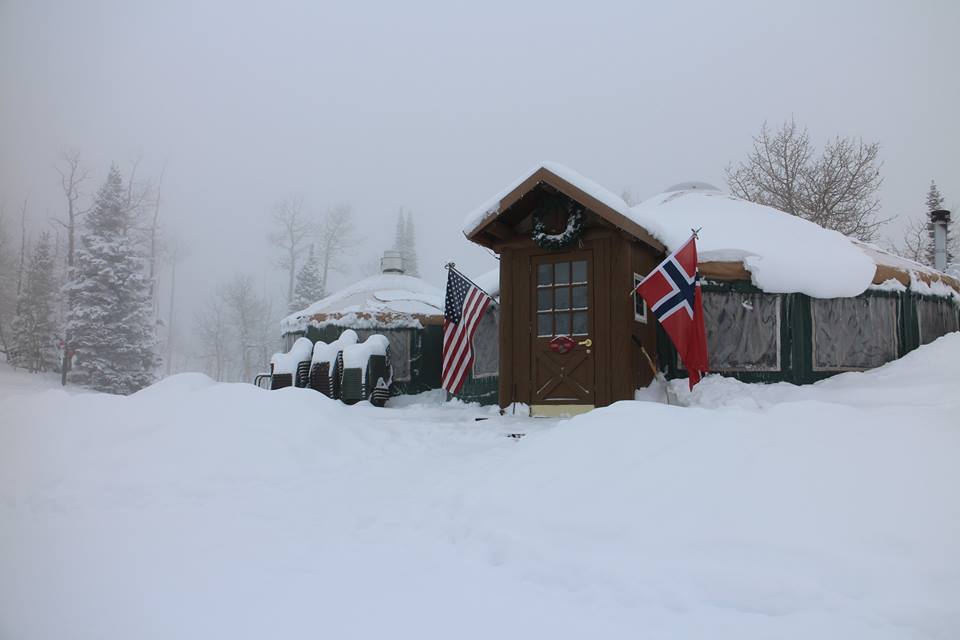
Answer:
[9, 232, 58, 372]
[924, 181, 954, 267]
[65, 165, 159, 394]
[393, 209, 407, 270]
[926, 180, 945, 213]
[403, 211, 419, 276]
[292, 245, 324, 311]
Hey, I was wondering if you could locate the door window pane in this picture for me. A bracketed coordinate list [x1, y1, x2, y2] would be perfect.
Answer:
[572, 311, 588, 335]
[535, 258, 590, 338]
[572, 286, 587, 309]
[572, 260, 587, 283]
[537, 313, 552, 337]
[537, 288, 552, 311]
[538, 264, 552, 286]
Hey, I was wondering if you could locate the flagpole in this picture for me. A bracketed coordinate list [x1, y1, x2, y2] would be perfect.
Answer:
[444, 262, 498, 305]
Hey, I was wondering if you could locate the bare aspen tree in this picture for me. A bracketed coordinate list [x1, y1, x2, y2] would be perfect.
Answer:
[897, 218, 929, 264]
[0, 206, 16, 357]
[726, 119, 887, 241]
[148, 162, 167, 319]
[221, 274, 273, 382]
[16, 198, 28, 297]
[268, 196, 314, 309]
[161, 236, 188, 376]
[315, 204, 357, 294]
[194, 295, 228, 381]
[53, 150, 91, 270]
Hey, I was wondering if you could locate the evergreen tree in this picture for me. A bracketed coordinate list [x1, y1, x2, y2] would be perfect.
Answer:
[65, 165, 159, 394]
[926, 180, 944, 212]
[292, 245, 324, 311]
[403, 211, 419, 276]
[393, 209, 406, 268]
[9, 232, 58, 371]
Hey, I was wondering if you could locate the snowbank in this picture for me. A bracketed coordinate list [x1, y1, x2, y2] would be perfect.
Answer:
[2, 336, 959, 639]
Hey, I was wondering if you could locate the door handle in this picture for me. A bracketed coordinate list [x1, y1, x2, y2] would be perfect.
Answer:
[577, 338, 592, 347]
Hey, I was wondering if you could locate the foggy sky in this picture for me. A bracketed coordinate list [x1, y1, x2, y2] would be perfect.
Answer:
[2, 0, 958, 342]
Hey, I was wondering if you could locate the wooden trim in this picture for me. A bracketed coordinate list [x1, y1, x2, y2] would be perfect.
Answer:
[699, 261, 752, 282]
[872, 265, 910, 287]
[498, 250, 515, 409]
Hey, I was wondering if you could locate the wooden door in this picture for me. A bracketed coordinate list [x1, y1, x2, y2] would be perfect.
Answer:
[530, 252, 595, 404]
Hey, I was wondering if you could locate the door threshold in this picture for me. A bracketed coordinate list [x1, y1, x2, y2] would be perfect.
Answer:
[530, 404, 595, 418]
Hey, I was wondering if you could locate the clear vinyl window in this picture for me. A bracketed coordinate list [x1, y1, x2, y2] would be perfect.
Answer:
[811, 296, 898, 371]
[702, 292, 782, 372]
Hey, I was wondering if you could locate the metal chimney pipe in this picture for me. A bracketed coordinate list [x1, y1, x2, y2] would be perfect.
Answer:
[380, 249, 405, 274]
[931, 209, 951, 272]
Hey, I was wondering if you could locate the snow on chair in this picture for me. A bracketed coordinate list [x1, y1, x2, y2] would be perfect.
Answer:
[338, 334, 391, 406]
[269, 337, 314, 390]
[308, 329, 358, 399]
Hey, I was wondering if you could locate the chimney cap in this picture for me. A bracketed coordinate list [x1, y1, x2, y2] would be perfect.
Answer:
[931, 209, 951, 223]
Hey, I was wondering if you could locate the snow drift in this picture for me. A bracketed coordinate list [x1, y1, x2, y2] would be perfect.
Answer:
[2, 336, 960, 639]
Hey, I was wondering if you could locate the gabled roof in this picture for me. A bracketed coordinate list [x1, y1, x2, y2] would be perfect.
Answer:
[464, 162, 664, 252]
[463, 162, 960, 299]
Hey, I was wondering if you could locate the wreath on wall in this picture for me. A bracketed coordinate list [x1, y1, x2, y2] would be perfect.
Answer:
[531, 194, 586, 250]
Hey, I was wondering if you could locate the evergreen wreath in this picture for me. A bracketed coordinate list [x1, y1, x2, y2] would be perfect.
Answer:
[531, 195, 586, 250]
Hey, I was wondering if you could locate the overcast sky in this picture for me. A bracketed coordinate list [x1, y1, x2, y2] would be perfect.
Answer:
[2, 0, 958, 333]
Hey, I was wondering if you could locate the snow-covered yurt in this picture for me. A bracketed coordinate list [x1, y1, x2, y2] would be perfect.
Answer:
[462, 162, 960, 414]
[281, 251, 444, 395]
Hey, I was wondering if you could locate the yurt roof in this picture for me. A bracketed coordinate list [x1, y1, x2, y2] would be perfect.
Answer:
[464, 162, 960, 299]
[281, 273, 444, 334]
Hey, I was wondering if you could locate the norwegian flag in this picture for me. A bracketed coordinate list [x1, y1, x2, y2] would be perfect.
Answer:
[634, 235, 709, 389]
[442, 268, 492, 394]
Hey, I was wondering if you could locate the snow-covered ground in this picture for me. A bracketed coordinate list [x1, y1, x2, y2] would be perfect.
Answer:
[2, 337, 959, 639]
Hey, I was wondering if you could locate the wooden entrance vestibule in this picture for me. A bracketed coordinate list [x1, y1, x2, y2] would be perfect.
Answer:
[465, 167, 664, 411]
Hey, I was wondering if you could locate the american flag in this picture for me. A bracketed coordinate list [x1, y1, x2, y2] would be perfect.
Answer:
[442, 268, 492, 394]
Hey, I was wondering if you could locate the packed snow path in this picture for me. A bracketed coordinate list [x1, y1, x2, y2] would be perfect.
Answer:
[2, 337, 960, 639]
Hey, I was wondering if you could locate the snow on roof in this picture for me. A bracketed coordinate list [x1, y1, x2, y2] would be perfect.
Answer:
[462, 162, 910, 299]
[628, 189, 876, 298]
[282, 273, 443, 334]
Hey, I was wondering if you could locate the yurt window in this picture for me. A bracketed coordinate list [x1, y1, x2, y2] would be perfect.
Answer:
[472, 306, 499, 378]
[632, 274, 647, 323]
[812, 296, 898, 371]
[702, 292, 781, 371]
[917, 297, 960, 345]
[356, 329, 411, 381]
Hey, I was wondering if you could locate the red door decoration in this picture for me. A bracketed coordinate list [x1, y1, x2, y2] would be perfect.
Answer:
[548, 335, 577, 354]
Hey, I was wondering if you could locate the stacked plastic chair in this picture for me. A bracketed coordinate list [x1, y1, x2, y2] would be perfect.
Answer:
[339, 334, 391, 405]
[307, 330, 358, 399]
[269, 337, 314, 391]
